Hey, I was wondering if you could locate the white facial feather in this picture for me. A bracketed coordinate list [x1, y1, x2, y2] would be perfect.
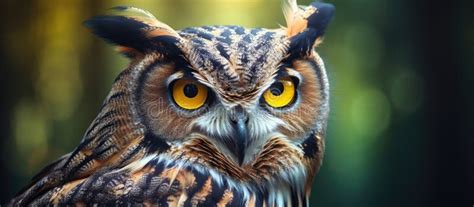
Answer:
[193, 103, 292, 165]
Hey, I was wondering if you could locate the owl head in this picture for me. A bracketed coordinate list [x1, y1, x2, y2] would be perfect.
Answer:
[85, 0, 333, 187]
[11, 1, 334, 206]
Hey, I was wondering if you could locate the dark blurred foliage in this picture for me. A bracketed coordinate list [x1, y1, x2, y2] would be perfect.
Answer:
[1, 0, 472, 206]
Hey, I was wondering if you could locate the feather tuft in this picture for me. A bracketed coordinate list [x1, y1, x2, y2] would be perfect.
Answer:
[84, 6, 181, 58]
[283, 1, 335, 57]
[282, 1, 334, 38]
[283, 0, 307, 37]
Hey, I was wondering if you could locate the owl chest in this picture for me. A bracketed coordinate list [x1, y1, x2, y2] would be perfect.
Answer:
[121, 157, 309, 207]
[44, 157, 308, 207]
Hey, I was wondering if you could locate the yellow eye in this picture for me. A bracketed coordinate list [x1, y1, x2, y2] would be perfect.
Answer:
[172, 79, 208, 110]
[263, 78, 296, 108]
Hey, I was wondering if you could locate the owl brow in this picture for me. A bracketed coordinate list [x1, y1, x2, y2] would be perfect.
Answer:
[285, 68, 303, 84]
[165, 69, 211, 88]
[165, 72, 182, 86]
[164, 61, 198, 80]
[175, 62, 207, 81]
[274, 67, 302, 83]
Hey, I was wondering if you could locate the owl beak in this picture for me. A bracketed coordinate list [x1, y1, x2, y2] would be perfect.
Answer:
[229, 106, 249, 165]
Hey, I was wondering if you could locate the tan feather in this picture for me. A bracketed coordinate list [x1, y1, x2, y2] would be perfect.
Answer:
[108, 6, 180, 38]
[283, 0, 307, 37]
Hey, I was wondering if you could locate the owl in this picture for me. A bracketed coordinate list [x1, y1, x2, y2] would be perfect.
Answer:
[10, 0, 334, 206]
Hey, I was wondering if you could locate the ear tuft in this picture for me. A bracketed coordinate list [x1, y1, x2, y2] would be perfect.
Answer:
[84, 6, 181, 58]
[284, 1, 334, 38]
[284, 1, 335, 57]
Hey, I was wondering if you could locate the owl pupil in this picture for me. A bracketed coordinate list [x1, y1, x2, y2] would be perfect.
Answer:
[270, 82, 284, 96]
[183, 84, 198, 98]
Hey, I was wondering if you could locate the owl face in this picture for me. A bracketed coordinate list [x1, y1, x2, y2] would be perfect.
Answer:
[139, 26, 328, 166]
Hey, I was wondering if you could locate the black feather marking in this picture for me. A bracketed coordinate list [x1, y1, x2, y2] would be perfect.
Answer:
[94, 131, 113, 149]
[200, 178, 224, 206]
[302, 131, 319, 158]
[227, 187, 244, 207]
[142, 130, 170, 153]
[72, 145, 114, 176]
[242, 34, 252, 43]
[182, 168, 208, 206]
[218, 29, 233, 44]
[290, 186, 300, 207]
[194, 30, 214, 41]
[250, 28, 260, 35]
[84, 108, 117, 138]
[108, 91, 126, 102]
[302, 193, 308, 207]
[201, 25, 215, 31]
[307, 2, 335, 36]
[191, 42, 225, 71]
[94, 120, 118, 137]
[234, 26, 245, 35]
[117, 144, 142, 166]
[216, 44, 230, 60]
[254, 192, 264, 207]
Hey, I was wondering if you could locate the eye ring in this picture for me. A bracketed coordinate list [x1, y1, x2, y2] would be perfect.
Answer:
[262, 77, 296, 108]
[171, 79, 208, 110]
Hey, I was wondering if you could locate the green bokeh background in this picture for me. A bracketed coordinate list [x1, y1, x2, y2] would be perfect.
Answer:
[1, 0, 472, 206]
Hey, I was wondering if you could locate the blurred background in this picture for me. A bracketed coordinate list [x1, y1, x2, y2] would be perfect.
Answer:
[0, 0, 472, 206]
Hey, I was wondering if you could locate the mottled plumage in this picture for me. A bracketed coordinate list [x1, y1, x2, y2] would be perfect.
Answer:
[10, 1, 334, 206]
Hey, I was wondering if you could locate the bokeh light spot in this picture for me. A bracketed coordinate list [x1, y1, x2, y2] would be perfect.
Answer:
[351, 88, 391, 139]
[13, 100, 50, 173]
